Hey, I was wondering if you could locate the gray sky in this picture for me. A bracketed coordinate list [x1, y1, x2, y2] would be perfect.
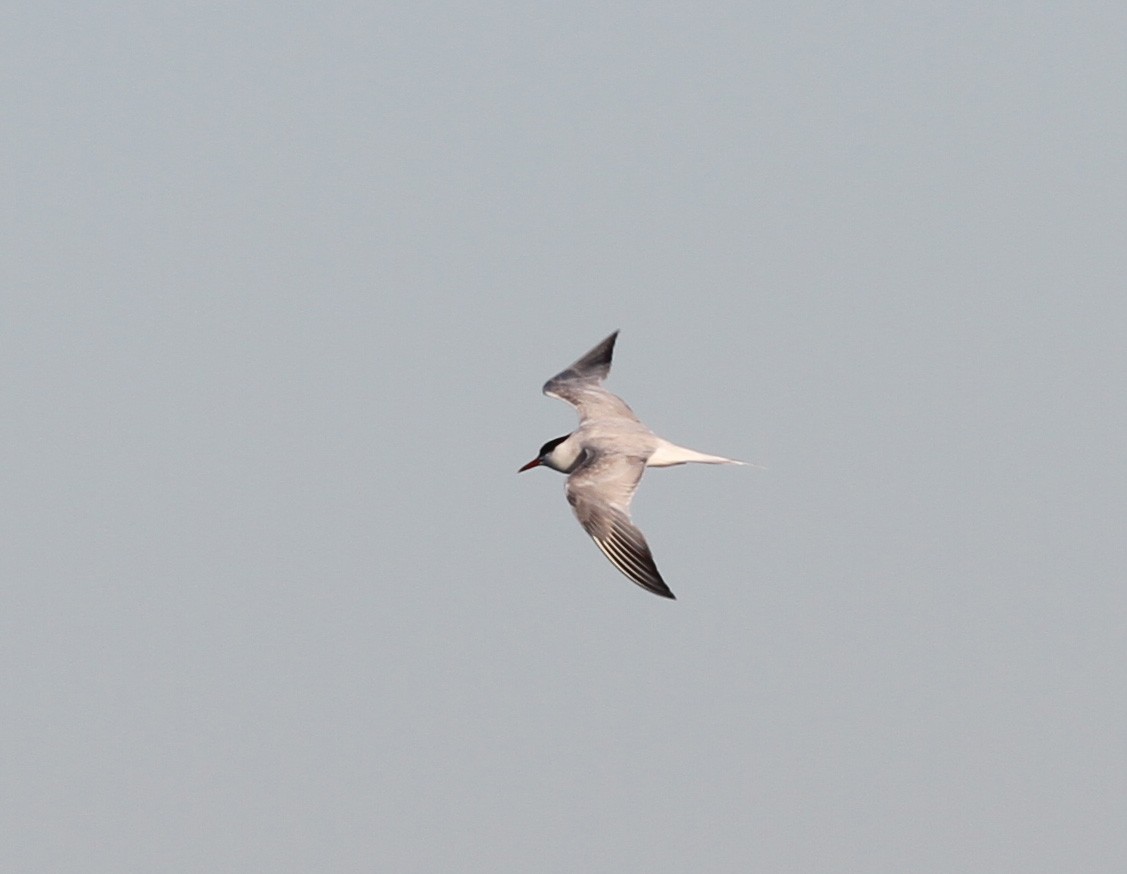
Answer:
[4, 2, 1125, 871]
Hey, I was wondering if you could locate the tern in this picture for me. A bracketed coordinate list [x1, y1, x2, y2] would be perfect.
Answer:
[519, 331, 744, 599]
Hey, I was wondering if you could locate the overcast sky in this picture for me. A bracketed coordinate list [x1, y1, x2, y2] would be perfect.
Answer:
[3, 2, 1126, 871]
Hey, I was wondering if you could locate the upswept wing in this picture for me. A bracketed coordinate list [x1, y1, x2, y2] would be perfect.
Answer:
[565, 451, 674, 599]
[543, 331, 640, 424]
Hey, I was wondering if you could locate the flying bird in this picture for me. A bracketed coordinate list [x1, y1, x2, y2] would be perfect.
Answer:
[519, 331, 744, 599]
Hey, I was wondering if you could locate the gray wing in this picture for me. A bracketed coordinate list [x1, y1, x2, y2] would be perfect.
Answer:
[565, 451, 674, 599]
[543, 331, 640, 424]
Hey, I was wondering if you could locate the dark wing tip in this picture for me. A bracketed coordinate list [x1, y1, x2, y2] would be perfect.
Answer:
[585, 330, 619, 371]
[544, 331, 620, 394]
[591, 516, 677, 600]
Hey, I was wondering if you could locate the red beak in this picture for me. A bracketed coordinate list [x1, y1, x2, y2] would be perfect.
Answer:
[518, 457, 542, 473]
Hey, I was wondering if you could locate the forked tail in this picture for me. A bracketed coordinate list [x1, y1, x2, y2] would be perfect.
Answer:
[646, 439, 747, 468]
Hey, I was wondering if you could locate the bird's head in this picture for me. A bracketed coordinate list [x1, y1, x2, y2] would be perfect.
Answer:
[518, 434, 579, 473]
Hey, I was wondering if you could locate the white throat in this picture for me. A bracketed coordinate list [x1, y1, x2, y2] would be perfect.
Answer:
[542, 433, 587, 473]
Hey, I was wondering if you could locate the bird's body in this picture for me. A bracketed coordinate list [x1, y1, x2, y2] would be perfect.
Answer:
[519, 331, 743, 599]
